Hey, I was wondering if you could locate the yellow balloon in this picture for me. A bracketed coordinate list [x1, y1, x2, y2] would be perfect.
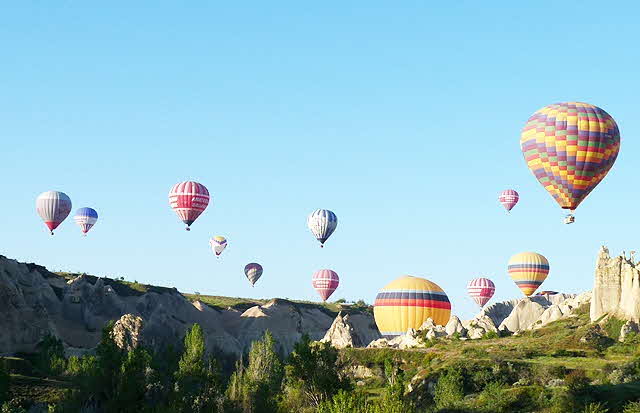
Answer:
[508, 252, 549, 296]
[373, 275, 451, 337]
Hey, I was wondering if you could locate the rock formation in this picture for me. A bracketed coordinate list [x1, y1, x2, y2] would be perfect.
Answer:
[320, 312, 381, 349]
[370, 291, 593, 349]
[112, 314, 144, 351]
[591, 246, 640, 322]
[619, 321, 639, 342]
[0, 255, 379, 357]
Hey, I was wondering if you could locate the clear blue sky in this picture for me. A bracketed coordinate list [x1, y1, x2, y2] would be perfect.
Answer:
[1, 2, 639, 319]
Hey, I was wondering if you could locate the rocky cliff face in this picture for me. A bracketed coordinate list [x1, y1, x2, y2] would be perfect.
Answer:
[0, 255, 379, 357]
[590, 246, 640, 322]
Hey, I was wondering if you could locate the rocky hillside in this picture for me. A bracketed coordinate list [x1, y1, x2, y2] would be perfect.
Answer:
[0, 255, 379, 357]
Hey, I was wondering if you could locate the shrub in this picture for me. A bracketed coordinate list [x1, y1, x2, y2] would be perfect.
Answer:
[317, 390, 366, 413]
[582, 402, 609, 413]
[0, 361, 8, 403]
[434, 369, 464, 409]
[534, 365, 568, 385]
[624, 401, 640, 413]
[475, 381, 515, 413]
[565, 370, 590, 395]
[603, 317, 626, 341]
[482, 330, 499, 340]
[35, 335, 66, 376]
[0, 400, 27, 413]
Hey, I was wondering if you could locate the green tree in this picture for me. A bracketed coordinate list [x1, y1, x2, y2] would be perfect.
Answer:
[35, 334, 66, 376]
[173, 323, 222, 412]
[227, 331, 284, 413]
[317, 390, 366, 413]
[114, 347, 153, 413]
[0, 360, 9, 403]
[434, 368, 464, 410]
[283, 335, 350, 409]
[96, 321, 124, 402]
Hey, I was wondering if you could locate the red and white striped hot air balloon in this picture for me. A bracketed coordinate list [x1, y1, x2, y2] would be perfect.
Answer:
[169, 181, 210, 231]
[36, 191, 72, 235]
[312, 269, 340, 302]
[467, 277, 495, 308]
[498, 189, 519, 213]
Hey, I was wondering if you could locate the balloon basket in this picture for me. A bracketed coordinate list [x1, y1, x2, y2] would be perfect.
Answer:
[185, 227, 191, 231]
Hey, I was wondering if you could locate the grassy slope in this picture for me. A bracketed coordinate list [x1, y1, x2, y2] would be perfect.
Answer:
[341, 304, 640, 410]
[53, 271, 368, 316]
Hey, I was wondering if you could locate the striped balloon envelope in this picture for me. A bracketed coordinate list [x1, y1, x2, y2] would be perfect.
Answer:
[36, 191, 72, 235]
[311, 269, 339, 302]
[467, 277, 495, 307]
[244, 263, 263, 287]
[536, 290, 558, 296]
[307, 209, 337, 247]
[520, 102, 620, 214]
[373, 276, 451, 337]
[74, 207, 98, 235]
[508, 252, 549, 297]
[168, 181, 210, 231]
[210, 236, 227, 257]
[498, 189, 519, 212]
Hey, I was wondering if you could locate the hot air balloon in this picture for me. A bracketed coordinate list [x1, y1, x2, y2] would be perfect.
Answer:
[374, 275, 451, 337]
[210, 236, 227, 258]
[307, 209, 337, 247]
[244, 263, 263, 287]
[312, 269, 339, 302]
[498, 190, 519, 213]
[520, 102, 620, 224]
[536, 290, 558, 296]
[508, 252, 549, 297]
[467, 277, 495, 307]
[74, 207, 98, 235]
[168, 181, 210, 231]
[36, 191, 72, 235]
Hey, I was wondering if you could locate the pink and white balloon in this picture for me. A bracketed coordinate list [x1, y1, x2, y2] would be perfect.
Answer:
[36, 191, 72, 235]
[498, 189, 519, 212]
[312, 269, 340, 302]
[467, 277, 495, 308]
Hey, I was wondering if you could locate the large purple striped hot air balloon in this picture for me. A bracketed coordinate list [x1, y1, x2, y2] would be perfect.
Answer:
[520, 102, 620, 223]
[498, 189, 519, 213]
[312, 269, 339, 302]
[244, 263, 263, 287]
[36, 191, 72, 235]
[467, 277, 495, 308]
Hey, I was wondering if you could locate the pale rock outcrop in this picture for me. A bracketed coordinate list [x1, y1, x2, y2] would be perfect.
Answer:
[112, 314, 144, 351]
[418, 318, 447, 340]
[445, 316, 466, 337]
[499, 299, 546, 333]
[0, 255, 378, 357]
[319, 311, 381, 349]
[321, 312, 358, 348]
[619, 321, 640, 342]
[591, 246, 640, 322]
[529, 292, 592, 330]
[461, 293, 586, 337]
[367, 338, 389, 348]
[388, 329, 422, 349]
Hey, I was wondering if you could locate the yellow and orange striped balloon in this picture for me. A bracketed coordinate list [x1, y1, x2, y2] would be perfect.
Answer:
[508, 252, 549, 297]
[373, 276, 451, 337]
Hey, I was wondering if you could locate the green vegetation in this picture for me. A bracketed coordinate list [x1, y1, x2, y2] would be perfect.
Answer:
[3, 300, 640, 411]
